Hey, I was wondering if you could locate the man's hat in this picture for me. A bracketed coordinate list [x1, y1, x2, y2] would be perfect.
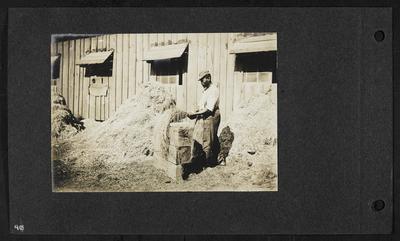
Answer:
[198, 70, 211, 81]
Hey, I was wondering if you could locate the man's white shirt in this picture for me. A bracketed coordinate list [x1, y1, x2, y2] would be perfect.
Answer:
[198, 84, 219, 112]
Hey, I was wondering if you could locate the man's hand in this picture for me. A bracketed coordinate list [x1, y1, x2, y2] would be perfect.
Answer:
[187, 112, 197, 119]
[187, 109, 209, 119]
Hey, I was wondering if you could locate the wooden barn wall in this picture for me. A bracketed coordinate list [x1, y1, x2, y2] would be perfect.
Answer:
[51, 33, 243, 122]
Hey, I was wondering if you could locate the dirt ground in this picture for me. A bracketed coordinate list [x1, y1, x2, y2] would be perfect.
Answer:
[53, 139, 277, 192]
[52, 83, 278, 192]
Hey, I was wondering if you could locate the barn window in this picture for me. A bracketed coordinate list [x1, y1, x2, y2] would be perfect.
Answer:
[234, 51, 277, 83]
[143, 43, 188, 86]
[230, 33, 277, 83]
[150, 57, 187, 85]
[51, 54, 61, 80]
[76, 50, 113, 77]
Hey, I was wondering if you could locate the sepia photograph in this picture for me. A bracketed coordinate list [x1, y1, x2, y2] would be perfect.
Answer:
[50, 32, 278, 192]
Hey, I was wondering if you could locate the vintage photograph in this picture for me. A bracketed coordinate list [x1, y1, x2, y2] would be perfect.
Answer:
[51, 33, 278, 192]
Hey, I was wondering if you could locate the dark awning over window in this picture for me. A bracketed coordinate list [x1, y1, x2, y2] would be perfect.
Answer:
[76, 51, 113, 65]
[229, 34, 277, 54]
[142, 43, 188, 61]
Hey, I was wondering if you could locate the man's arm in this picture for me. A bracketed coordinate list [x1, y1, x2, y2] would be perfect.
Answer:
[187, 108, 211, 119]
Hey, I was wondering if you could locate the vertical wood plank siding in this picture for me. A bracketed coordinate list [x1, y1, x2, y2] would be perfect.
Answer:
[219, 33, 229, 119]
[53, 33, 275, 122]
[109, 34, 117, 117]
[89, 37, 97, 120]
[226, 33, 236, 119]
[186, 33, 198, 112]
[82, 38, 91, 119]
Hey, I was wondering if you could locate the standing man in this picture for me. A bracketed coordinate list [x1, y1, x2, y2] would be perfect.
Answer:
[183, 70, 221, 180]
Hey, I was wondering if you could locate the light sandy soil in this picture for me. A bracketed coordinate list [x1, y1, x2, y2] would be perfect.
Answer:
[53, 152, 277, 192]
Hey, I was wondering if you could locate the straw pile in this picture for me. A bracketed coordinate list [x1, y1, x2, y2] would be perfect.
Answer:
[51, 91, 84, 142]
[65, 82, 181, 165]
[220, 90, 278, 186]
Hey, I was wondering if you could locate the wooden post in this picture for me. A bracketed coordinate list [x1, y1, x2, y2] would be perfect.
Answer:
[82, 37, 91, 119]
[197, 34, 207, 105]
[122, 34, 129, 103]
[142, 34, 150, 84]
[128, 34, 136, 97]
[187, 33, 198, 113]
[68, 40, 75, 113]
[135, 34, 143, 93]
[62, 41, 69, 106]
[226, 33, 236, 119]
[56, 42, 63, 94]
[213, 33, 221, 87]
[115, 34, 123, 109]
[73, 39, 81, 117]
[78, 38, 84, 118]
[219, 33, 229, 121]
[104, 34, 110, 120]
[109, 34, 117, 116]
[90, 37, 97, 120]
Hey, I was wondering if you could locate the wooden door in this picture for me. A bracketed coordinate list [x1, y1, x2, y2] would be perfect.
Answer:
[88, 77, 109, 121]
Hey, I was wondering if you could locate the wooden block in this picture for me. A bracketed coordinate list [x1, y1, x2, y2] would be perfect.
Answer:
[169, 122, 193, 146]
[152, 155, 183, 180]
[167, 145, 191, 165]
[169, 133, 192, 147]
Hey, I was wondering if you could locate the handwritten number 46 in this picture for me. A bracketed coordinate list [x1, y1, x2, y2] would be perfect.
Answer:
[14, 224, 24, 232]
